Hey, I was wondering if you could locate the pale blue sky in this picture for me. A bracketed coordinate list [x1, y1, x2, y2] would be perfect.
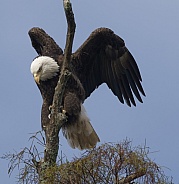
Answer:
[1, 1, 179, 183]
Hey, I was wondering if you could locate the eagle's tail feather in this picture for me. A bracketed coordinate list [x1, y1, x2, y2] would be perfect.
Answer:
[62, 105, 100, 150]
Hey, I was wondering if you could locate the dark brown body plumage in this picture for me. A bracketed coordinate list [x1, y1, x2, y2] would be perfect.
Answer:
[37, 63, 85, 130]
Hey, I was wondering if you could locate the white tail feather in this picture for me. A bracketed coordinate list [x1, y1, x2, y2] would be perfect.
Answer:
[62, 104, 100, 150]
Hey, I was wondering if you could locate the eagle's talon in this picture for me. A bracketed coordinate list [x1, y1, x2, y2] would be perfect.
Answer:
[48, 114, 51, 119]
[62, 109, 67, 114]
[49, 105, 53, 111]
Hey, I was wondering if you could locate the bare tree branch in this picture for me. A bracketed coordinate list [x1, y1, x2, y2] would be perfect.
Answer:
[63, 0, 76, 70]
[43, 0, 76, 164]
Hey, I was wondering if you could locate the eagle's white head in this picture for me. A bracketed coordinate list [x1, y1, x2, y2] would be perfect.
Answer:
[30, 56, 59, 84]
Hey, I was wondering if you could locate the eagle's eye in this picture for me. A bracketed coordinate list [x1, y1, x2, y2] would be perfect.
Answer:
[38, 66, 42, 73]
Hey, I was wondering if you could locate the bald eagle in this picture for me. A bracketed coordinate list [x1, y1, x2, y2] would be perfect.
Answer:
[29, 27, 145, 150]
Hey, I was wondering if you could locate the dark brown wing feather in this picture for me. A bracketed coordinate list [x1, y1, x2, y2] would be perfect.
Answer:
[29, 27, 64, 129]
[72, 28, 145, 106]
[28, 27, 63, 59]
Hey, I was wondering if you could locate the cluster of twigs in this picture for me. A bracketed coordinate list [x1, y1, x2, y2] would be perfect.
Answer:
[1, 136, 173, 184]
[1, 131, 44, 184]
[58, 140, 172, 184]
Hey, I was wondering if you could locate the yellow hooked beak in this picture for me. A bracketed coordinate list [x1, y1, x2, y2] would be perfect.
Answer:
[33, 73, 40, 84]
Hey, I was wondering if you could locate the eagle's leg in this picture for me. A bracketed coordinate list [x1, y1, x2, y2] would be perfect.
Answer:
[63, 92, 81, 117]
[62, 92, 100, 150]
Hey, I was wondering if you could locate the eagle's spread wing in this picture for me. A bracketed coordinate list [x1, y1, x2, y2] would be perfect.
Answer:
[28, 27, 63, 57]
[72, 28, 145, 106]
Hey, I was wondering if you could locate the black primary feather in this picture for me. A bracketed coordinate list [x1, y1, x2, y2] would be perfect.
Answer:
[72, 28, 145, 106]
